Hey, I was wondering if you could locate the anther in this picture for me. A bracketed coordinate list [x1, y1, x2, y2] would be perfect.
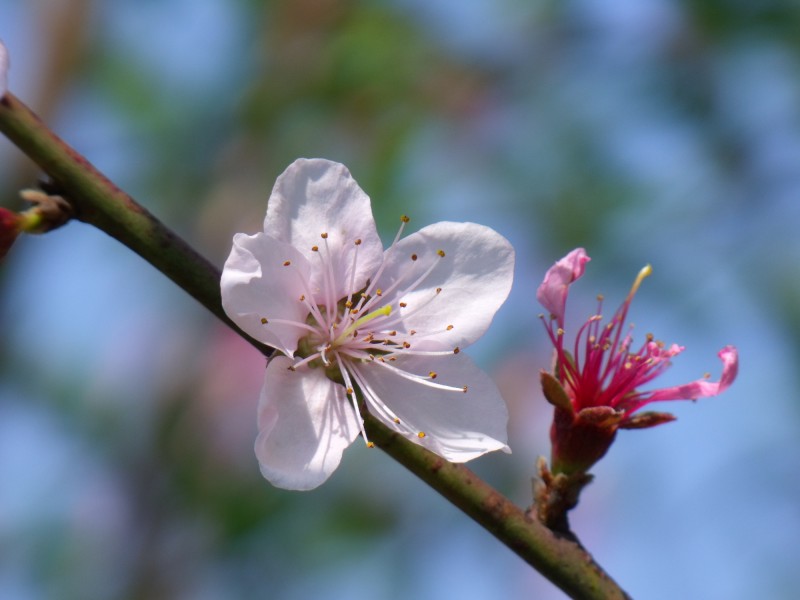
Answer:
[409, 330, 416, 335]
[436, 287, 442, 294]
[401, 215, 410, 223]
[453, 347, 460, 354]
[346, 387, 354, 394]
[403, 341, 411, 348]
[345, 301, 353, 308]
[437, 249, 445, 257]
[260, 317, 268, 324]
[355, 239, 362, 245]
[399, 302, 407, 308]
[417, 432, 426, 439]
[288, 366, 296, 372]
[393, 417, 401, 423]
[446, 324, 453, 331]
[321, 232, 328, 239]
[411, 254, 418, 261]
[283, 260, 291, 266]
[311, 245, 319, 252]
[429, 371, 437, 379]
[366, 441, 375, 448]
[376, 289, 382, 296]
[462, 386, 468, 393]
[299, 295, 305, 301]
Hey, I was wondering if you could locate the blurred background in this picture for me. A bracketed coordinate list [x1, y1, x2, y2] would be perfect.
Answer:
[1, 1, 798, 598]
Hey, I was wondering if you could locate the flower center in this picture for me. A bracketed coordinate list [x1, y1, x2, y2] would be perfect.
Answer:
[261, 216, 468, 446]
[332, 304, 392, 348]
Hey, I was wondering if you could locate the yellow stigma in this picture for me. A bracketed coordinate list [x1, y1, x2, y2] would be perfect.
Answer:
[630, 264, 652, 296]
[333, 304, 392, 346]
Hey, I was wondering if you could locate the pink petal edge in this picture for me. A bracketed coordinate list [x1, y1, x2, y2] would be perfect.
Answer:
[645, 345, 739, 403]
[536, 248, 591, 325]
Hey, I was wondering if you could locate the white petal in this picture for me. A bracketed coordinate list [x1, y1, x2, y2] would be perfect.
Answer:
[255, 356, 361, 490]
[0, 40, 8, 97]
[353, 353, 510, 462]
[221, 232, 313, 355]
[376, 221, 514, 350]
[263, 159, 384, 301]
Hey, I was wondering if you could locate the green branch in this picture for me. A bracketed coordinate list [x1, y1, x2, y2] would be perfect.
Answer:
[0, 92, 630, 600]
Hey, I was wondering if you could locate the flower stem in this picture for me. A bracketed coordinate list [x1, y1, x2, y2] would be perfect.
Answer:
[0, 92, 630, 600]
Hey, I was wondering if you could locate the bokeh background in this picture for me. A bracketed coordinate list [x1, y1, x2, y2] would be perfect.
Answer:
[1, 1, 799, 598]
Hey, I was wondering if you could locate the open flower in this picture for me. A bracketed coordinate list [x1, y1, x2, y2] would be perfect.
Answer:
[221, 158, 514, 490]
[537, 248, 738, 475]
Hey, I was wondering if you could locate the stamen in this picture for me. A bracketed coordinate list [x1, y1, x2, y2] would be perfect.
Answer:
[368, 358, 467, 392]
[360, 215, 410, 300]
[320, 344, 332, 366]
[377, 253, 448, 329]
[338, 364, 372, 448]
[259, 316, 318, 333]
[347, 364, 406, 427]
[284, 259, 328, 329]
[289, 351, 324, 371]
[417, 431, 426, 438]
[346, 237, 361, 308]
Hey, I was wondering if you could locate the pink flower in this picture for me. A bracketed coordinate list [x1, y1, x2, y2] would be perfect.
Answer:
[0, 39, 8, 98]
[222, 159, 514, 490]
[537, 248, 738, 474]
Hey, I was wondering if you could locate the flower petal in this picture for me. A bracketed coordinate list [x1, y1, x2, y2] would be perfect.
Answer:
[254, 356, 361, 490]
[0, 40, 8, 97]
[641, 345, 739, 404]
[375, 221, 514, 350]
[352, 353, 510, 462]
[221, 232, 313, 355]
[263, 158, 384, 301]
[537, 248, 590, 326]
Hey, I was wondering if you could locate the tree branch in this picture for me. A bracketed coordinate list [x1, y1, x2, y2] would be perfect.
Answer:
[0, 92, 630, 600]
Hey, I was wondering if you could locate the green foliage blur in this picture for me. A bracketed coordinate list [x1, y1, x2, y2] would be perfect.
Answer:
[1, 1, 800, 599]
